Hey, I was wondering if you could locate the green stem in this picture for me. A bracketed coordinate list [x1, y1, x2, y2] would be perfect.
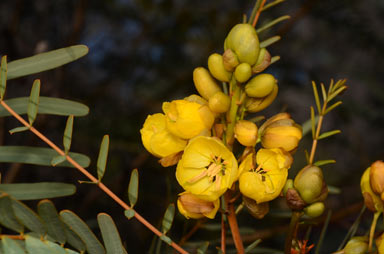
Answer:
[225, 78, 241, 148]
[284, 211, 302, 254]
[368, 212, 381, 251]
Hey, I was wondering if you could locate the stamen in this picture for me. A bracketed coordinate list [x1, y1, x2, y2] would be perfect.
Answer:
[188, 170, 208, 183]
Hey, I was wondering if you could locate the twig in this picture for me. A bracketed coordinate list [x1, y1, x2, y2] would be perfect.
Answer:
[0, 100, 189, 254]
[225, 192, 244, 253]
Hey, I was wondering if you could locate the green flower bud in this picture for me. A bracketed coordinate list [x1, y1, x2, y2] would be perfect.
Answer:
[208, 53, 232, 82]
[344, 236, 368, 254]
[245, 83, 278, 113]
[252, 48, 271, 74]
[294, 165, 324, 204]
[369, 160, 384, 198]
[193, 67, 221, 100]
[208, 91, 231, 114]
[222, 49, 239, 71]
[283, 179, 294, 196]
[234, 63, 252, 83]
[234, 120, 258, 147]
[304, 202, 325, 218]
[225, 24, 260, 65]
[245, 73, 276, 98]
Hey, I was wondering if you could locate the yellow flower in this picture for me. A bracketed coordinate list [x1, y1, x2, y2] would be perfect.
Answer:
[177, 192, 220, 219]
[163, 100, 215, 139]
[361, 166, 383, 212]
[259, 113, 302, 152]
[140, 113, 187, 158]
[176, 136, 238, 201]
[239, 148, 292, 204]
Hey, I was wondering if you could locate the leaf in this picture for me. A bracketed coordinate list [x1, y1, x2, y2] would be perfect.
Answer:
[162, 204, 175, 234]
[97, 213, 125, 254]
[328, 185, 341, 195]
[301, 113, 318, 137]
[0, 55, 7, 100]
[51, 155, 67, 166]
[0, 182, 76, 200]
[310, 106, 316, 139]
[60, 210, 105, 254]
[270, 56, 280, 64]
[320, 82, 327, 103]
[25, 235, 66, 254]
[1, 236, 26, 254]
[0, 193, 24, 233]
[0, 146, 90, 168]
[0, 96, 89, 117]
[128, 169, 139, 208]
[315, 210, 332, 254]
[245, 239, 262, 253]
[9, 126, 29, 134]
[256, 15, 290, 33]
[97, 135, 109, 181]
[11, 198, 46, 236]
[197, 242, 209, 254]
[7, 45, 89, 80]
[28, 79, 40, 125]
[259, 36, 281, 48]
[64, 115, 74, 153]
[312, 81, 321, 114]
[124, 209, 135, 220]
[328, 85, 347, 102]
[37, 200, 66, 244]
[324, 101, 342, 115]
[62, 223, 86, 252]
[159, 235, 172, 245]
[261, 0, 285, 11]
[318, 130, 341, 140]
[313, 160, 336, 166]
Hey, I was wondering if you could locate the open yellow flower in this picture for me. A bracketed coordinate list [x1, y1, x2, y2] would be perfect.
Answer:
[176, 136, 238, 201]
[239, 148, 292, 204]
[177, 192, 220, 219]
[140, 113, 187, 158]
[163, 99, 215, 139]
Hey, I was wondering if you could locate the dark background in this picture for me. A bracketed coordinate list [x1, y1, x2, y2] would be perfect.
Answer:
[0, 0, 383, 253]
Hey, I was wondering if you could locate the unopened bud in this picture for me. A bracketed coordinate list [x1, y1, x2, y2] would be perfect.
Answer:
[245, 83, 278, 113]
[225, 23, 260, 65]
[177, 192, 220, 219]
[234, 120, 258, 147]
[252, 48, 271, 74]
[369, 160, 384, 197]
[344, 236, 368, 254]
[208, 53, 232, 82]
[286, 188, 306, 210]
[184, 94, 208, 105]
[361, 167, 383, 212]
[222, 49, 239, 71]
[283, 179, 294, 196]
[294, 165, 324, 204]
[243, 196, 269, 219]
[304, 202, 325, 218]
[234, 63, 252, 83]
[245, 73, 276, 98]
[193, 67, 221, 100]
[208, 91, 231, 113]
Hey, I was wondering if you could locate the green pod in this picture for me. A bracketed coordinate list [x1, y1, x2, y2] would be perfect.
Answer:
[304, 202, 324, 217]
[234, 63, 252, 83]
[208, 53, 231, 82]
[245, 73, 276, 98]
[294, 165, 324, 204]
[225, 24, 260, 65]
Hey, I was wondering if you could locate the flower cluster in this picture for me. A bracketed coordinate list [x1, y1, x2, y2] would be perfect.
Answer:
[140, 23, 303, 220]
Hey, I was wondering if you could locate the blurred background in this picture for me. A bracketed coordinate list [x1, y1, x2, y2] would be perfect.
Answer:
[0, 0, 383, 253]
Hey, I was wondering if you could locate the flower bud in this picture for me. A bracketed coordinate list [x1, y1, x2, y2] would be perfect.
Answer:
[225, 24, 260, 65]
[193, 67, 221, 100]
[376, 233, 384, 254]
[259, 113, 302, 152]
[245, 73, 276, 98]
[369, 160, 384, 198]
[344, 236, 368, 254]
[234, 120, 258, 147]
[222, 49, 239, 71]
[252, 48, 271, 74]
[245, 83, 278, 113]
[177, 192, 220, 219]
[208, 91, 231, 113]
[243, 195, 269, 219]
[234, 63, 252, 83]
[294, 165, 325, 204]
[283, 179, 294, 196]
[208, 53, 232, 82]
[184, 94, 208, 105]
[304, 202, 325, 218]
[361, 167, 383, 212]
